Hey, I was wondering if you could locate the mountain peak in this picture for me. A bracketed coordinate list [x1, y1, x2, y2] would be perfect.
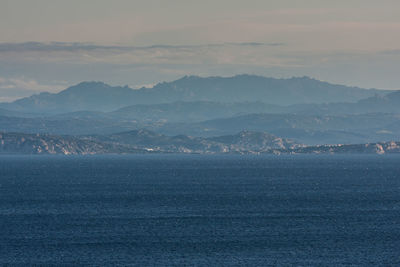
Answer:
[181, 75, 201, 80]
[76, 81, 108, 86]
[57, 81, 135, 97]
[61, 81, 111, 93]
[289, 76, 314, 81]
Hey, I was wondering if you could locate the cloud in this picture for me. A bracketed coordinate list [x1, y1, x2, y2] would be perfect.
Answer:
[0, 42, 286, 53]
[0, 42, 292, 67]
[0, 42, 294, 69]
[0, 42, 129, 52]
[0, 77, 63, 91]
[2, 42, 395, 71]
[0, 77, 65, 101]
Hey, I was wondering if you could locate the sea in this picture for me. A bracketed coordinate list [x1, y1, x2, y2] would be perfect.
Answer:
[0, 154, 399, 266]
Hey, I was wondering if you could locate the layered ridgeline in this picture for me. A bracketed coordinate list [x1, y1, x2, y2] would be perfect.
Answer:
[110, 89, 400, 119]
[0, 75, 389, 114]
[287, 90, 400, 115]
[156, 113, 400, 145]
[1, 130, 399, 155]
[1, 112, 399, 145]
[0, 74, 399, 147]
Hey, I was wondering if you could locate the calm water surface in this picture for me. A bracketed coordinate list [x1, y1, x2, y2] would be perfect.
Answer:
[0, 154, 399, 266]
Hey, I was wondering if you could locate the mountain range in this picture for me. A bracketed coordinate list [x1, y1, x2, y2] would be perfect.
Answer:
[0, 130, 299, 155]
[0, 74, 399, 153]
[0, 75, 390, 114]
[2, 130, 399, 155]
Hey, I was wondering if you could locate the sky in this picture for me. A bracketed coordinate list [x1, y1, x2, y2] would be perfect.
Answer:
[1, 0, 400, 101]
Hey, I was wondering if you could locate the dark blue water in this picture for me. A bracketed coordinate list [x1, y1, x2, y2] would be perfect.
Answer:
[0, 155, 400, 266]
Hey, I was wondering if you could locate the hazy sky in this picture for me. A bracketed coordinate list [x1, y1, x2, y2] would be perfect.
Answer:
[1, 0, 400, 100]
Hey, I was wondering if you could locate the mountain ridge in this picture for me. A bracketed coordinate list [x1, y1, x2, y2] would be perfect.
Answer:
[0, 130, 300, 154]
[1, 130, 399, 155]
[0, 75, 391, 114]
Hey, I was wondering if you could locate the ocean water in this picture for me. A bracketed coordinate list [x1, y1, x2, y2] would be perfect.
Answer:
[0, 154, 400, 266]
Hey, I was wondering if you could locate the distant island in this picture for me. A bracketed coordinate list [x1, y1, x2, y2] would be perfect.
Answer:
[0, 74, 399, 153]
[1, 130, 399, 155]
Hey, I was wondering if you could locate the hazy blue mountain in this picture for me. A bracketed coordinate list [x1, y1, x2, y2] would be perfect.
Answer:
[0, 82, 136, 113]
[0, 75, 390, 114]
[147, 75, 388, 105]
[288, 90, 400, 115]
[55, 89, 400, 123]
[53, 90, 400, 123]
[110, 101, 284, 122]
[349, 90, 400, 113]
[154, 113, 400, 145]
[1, 101, 281, 122]
[0, 115, 143, 135]
[0, 108, 32, 117]
[50, 110, 115, 120]
[1, 111, 400, 145]
[0, 74, 398, 146]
